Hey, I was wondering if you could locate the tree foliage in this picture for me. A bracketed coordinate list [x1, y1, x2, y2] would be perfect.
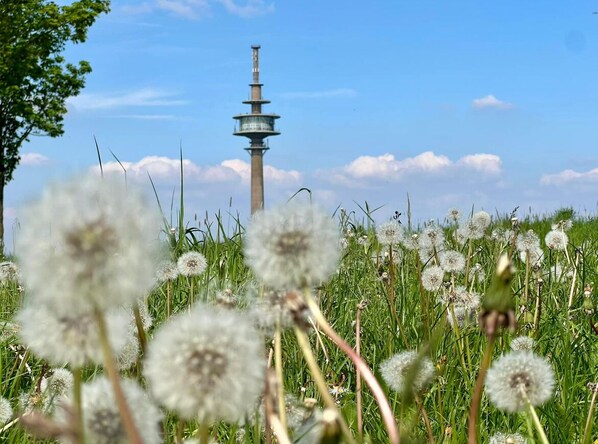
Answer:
[0, 0, 109, 245]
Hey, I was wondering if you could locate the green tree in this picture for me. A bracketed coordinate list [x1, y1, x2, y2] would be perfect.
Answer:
[0, 0, 110, 250]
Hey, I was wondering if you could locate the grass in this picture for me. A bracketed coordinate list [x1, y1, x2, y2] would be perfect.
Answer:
[1, 201, 598, 443]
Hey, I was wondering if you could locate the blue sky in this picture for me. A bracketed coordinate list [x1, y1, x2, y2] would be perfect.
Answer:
[8, 0, 598, 245]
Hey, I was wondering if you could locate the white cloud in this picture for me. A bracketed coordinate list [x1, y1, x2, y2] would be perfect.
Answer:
[320, 151, 502, 187]
[472, 94, 513, 110]
[217, 0, 274, 17]
[112, 114, 184, 120]
[67, 88, 187, 110]
[21, 152, 49, 166]
[122, 0, 272, 18]
[94, 155, 301, 185]
[540, 167, 598, 185]
[457, 154, 502, 174]
[280, 88, 356, 100]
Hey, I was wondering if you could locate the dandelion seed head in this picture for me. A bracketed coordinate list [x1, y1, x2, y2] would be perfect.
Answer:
[376, 220, 404, 246]
[516, 230, 540, 253]
[156, 260, 179, 283]
[519, 245, 544, 267]
[489, 432, 527, 444]
[18, 305, 128, 367]
[0, 261, 20, 284]
[144, 304, 265, 422]
[485, 351, 555, 412]
[545, 230, 568, 251]
[421, 266, 444, 291]
[177, 251, 207, 277]
[447, 305, 476, 328]
[459, 219, 485, 241]
[244, 203, 340, 289]
[472, 210, 492, 230]
[447, 208, 461, 221]
[0, 397, 12, 425]
[511, 336, 535, 352]
[379, 351, 435, 394]
[439, 250, 466, 273]
[58, 377, 162, 444]
[401, 233, 419, 250]
[15, 175, 162, 313]
[418, 226, 445, 250]
[41, 368, 74, 398]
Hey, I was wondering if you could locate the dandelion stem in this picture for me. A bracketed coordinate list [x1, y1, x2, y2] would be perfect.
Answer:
[293, 326, 356, 444]
[274, 317, 287, 430]
[95, 310, 143, 444]
[464, 240, 473, 285]
[197, 422, 210, 444]
[567, 250, 580, 310]
[526, 399, 550, 444]
[467, 334, 496, 444]
[524, 254, 531, 304]
[582, 388, 598, 444]
[304, 292, 400, 444]
[166, 280, 172, 318]
[356, 300, 365, 439]
[132, 302, 147, 355]
[416, 395, 435, 444]
[73, 367, 85, 444]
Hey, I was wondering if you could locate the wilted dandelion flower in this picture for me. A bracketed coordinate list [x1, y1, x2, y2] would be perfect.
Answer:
[244, 203, 340, 289]
[0, 397, 12, 425]
[376, 220, 404, 246]
[489, 432, 527, 444]
[15, 175, 162, 313]
[439, 250, 466, 273]
[177, 251, 207, 277]
[0, 261, 20, 284]
[485, 351, 555, 412]
[18, 305, 128, 367]
[156, 260, 179, 283]
[545, 230, 568, 251]
[58, 376, 162, 444]
[144, 304, 266, 422]
[421, 266, 444, 291]
[418, 226, 445, 250]
[380, 350, 435, 394]
[511, 336, 535, 352]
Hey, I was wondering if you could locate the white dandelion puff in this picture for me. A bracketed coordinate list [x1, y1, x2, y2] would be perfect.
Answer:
[545, 230, 568, 251]
[459, 219, 485, 241]
[0, 397, 12, 425]
[485, 351, 555, 413]
[58, 377, 163, 444]
[177, 251, 207, 277]
[156, 260, 179, 283]
[244, 203, 341, 289]
[421, 266, 444, 291]
[439, 250, 466, 273]
[447, 208, 461, 221]
[144, 304, 266, 422]
[15, 174, 162, 313]
[516, 230, 540, 253]
[418, 226, 445, 250]
[489, 432, 527, 444]
[401, 233, 419, 250]
[379, 351, 435, 394]
[40, 368, 74, 412]
[472, 210, 491, 230]
[519, 246, 544, 267]
[18, 305, 128, 367]
[0, 261, 20, 284]
[376, 220, 404, 246]
[510, 336, 535, 352]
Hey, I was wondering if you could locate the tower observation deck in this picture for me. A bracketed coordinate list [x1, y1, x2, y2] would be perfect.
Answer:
[233, 45, 280, 214]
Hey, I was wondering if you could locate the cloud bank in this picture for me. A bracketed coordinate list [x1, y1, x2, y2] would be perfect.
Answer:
[472, 94, 513, 110]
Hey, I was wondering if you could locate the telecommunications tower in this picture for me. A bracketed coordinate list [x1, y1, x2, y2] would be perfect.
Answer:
[233, 45, 280, 214]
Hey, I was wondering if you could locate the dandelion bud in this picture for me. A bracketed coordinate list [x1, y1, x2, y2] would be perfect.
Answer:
[479, 255, 516, 336]
[583, 296, 594, 315]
